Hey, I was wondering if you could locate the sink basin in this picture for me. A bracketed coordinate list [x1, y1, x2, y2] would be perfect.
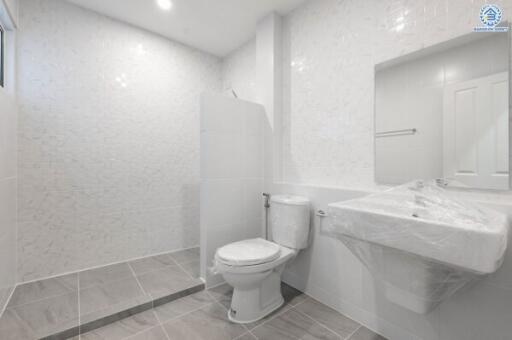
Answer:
[326, 180, 508, 313]
[328, 181, 508, 274]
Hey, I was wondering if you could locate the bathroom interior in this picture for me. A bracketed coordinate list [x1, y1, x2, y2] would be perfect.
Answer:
[0, 0, 511, 339]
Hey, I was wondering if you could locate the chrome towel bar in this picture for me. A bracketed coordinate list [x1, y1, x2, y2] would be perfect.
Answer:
[375, 128, 417, 138]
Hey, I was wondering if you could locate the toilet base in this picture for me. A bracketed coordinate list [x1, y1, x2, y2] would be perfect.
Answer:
[228, 295, 284, 324]
[224, 269, 284, 324]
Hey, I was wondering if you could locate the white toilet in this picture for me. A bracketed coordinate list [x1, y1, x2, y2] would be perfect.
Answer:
[214, 195, 310, 324]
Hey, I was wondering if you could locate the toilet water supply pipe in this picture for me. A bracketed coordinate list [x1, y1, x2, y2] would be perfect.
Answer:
[263, 193, 271, 240]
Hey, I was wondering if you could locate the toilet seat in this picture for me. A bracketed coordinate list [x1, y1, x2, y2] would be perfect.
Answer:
[216, 245, 296, 275]
[216, 238, 281, 266]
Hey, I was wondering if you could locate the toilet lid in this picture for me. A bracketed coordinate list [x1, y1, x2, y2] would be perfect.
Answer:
[216, 238, 281, 266]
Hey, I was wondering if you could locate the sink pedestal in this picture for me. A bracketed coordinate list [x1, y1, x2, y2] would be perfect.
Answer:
[342, 235, 476, 313]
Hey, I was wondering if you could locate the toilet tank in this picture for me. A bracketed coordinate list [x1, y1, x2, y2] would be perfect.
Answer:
[270, 195, 310, 250]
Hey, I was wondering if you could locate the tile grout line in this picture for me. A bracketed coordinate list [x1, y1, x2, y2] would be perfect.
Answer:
[16, 246, 199, 286]
[247, 329, 259, 339]
[5, 254, 204, 340]
[248, 297, 309, 332]
[291, 294, 365, 340]
[157, 300, 217, 325]
[205, 289, 226, 305]
[232, 330, 257, 340]
[291, 303, 353, 340]
[127, 262, 149, 297]
[149, 310, 172, 340]
[113, 316, 167, 340]
[9, 308, 37, 338]
[5, 280, 79, 310]
[212, 300, 251, 335]
[0, 285, 17, 317]
[345, 325, 362, 340]
[77, 283, 206, 339]
[171, 256, 199, 280]
[77, 273, 81, 339]
[7, 291, 75, 310]
[178, 259, 200, 278]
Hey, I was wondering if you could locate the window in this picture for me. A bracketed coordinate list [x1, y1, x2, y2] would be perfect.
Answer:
[0, 24, 4, 87]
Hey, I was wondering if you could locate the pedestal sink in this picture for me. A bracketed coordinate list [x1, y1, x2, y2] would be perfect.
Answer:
[326, 180, 508, 313]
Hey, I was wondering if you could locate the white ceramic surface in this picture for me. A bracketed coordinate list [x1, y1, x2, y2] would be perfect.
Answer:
[214, 193, 310, 324]
[328, 181, 508, 274]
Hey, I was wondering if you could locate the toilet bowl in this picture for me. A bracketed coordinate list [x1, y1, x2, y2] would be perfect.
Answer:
[214, 195, 310, 324]
[215, 238, 297, 323]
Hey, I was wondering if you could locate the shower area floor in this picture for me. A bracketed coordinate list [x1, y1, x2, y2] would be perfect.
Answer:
[0, 248, 202, 339]
[0, 246, 388, 340]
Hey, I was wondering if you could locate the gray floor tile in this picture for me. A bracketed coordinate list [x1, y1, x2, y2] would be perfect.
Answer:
[244, 303, 292, 330]
[80, 295, 153, 330]
[128, 325, 169, 340]
[136, 266, 201, 300]
[0, 309, 37, 340]
[80, 310, 159, 340]
[162, 302, 247, 340]
[79, 276, 147, 317]
[170, 248, 199, 264]
[9, 292, 79, 338]
[348, 326, 387, 340]
[234, 332, 257, 340]
[207, 283, 233, 310]
[153, 291, 214, 323]
[208, 282, 302, 329]
[0, 286, 14, 311]
[8, 274, 77, 307]
[79, 263, 134, 290]
[294, 298, 360, 338]
[129, 254, 177, 276]
[252, 308, 341, 340]
[179, 260, 200, 278]
[281, 282, 308, 306]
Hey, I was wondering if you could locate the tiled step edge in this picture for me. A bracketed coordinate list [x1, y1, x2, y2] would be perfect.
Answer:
[39, 282, 205, 340]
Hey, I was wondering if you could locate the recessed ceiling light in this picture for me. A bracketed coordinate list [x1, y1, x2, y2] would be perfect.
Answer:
[156, 0, 173, 11]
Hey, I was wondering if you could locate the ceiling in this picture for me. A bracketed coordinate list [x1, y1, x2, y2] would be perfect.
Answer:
[66, 0, 308, 57]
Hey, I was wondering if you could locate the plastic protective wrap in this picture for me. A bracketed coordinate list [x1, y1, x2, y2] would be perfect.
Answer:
[325, 180, 509, 313]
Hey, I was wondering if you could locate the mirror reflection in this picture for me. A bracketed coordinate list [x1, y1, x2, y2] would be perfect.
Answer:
[375, 33, 510, 190]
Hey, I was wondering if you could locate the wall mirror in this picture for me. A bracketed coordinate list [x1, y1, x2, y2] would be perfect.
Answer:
[375, 32, 510, 190]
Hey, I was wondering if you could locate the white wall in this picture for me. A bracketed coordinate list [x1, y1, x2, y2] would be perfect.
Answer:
[375, 34, 509, 184]
[1, 0, 18, 26]
[0, 88, 17, 314]
[16, 0, 221, 282]
[200, 93, 266, 287]
[280, 0, 512, 190]
[221, 38, 256, 101]
[218, 0, 512, 339]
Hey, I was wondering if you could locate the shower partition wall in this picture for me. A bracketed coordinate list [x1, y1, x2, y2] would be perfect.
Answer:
[0, 88, 17, 314]
[200, 93, 267, 287]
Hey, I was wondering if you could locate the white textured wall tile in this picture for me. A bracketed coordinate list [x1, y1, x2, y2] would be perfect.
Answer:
[221, 39, 257, 102]
[17, 0, 221, 281]
[279, 0, 512, 190]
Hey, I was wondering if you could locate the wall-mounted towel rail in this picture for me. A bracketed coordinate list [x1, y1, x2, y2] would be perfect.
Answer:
[375, 128, 417, 138]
